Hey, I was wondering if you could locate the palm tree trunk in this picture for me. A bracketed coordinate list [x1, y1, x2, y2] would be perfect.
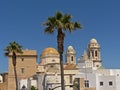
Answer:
[14, 66, 18, 90]
[57, 30, 65, 90]
[60, 53, 65, 90]
[12, 52, 18, 90]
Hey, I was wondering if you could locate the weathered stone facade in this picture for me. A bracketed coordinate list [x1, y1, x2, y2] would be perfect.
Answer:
[8, 49, 37, 90]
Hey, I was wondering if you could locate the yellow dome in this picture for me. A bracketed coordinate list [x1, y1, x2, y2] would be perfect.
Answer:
[41, 47, 59, 56]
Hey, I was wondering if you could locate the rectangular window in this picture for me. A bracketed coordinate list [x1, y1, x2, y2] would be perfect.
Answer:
[52, 59, 55, 62]
[92, 51, 94, 57]
[21, 68, 25, 74]
[95, 51, 97, 57]
[71, 56, 74, 61]
[109, 81, 113, 86]
[100, 82, 103, 86]
[85, 80, 89, 87]
[69, 75, 72, 83]
[21, 58, 24, 61]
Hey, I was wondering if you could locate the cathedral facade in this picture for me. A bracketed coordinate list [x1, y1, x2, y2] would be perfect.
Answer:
[6, 38, 103, 90]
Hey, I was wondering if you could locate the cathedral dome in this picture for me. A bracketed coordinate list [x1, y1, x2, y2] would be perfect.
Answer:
[67, 46, 76, 53]
[41, 47, 59, 56]
[90, 38, 98, 43]
[68, 46, 74, 50]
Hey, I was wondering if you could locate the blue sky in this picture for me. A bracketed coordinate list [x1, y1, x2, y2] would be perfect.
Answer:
[0, 0, 120, 72]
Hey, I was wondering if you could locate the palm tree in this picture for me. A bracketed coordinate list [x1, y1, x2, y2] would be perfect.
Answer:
[43, 11, 82, 90]
[4, 41, 23, 90]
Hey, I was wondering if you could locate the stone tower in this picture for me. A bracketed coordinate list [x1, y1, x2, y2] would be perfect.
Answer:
[66, 46, 76, 64]
[88, 38, 102, 68]
[8, 49, 37, 90]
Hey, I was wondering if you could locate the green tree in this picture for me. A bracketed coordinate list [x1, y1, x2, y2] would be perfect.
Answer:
[31, 86, 38, 90]
[43, 11, 82, 90]
[4, 41, 23, 90]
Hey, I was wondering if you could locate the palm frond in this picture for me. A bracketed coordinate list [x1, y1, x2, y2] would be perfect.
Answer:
[62, 14, 72, 23]
[55, 20, 63, 29]
[43, 11, 82, 35]
[4, 41, 23, 56]
[74, 22, 82, 29]
[45, 27, 54, 34]
[48, 16, 56, 25]
[55, 11, 63, 20]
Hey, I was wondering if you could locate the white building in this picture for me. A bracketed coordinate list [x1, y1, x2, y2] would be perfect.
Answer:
[0, 74, 3, 83]
[76, 38, 120, 90]
[19, 46, 79, 90]
[18, 38, 120, 90]
[37, 46, 79, 90]
[18, 79, 28, 90]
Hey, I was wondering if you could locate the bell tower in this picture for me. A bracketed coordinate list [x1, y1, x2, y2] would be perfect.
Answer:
[66, 46, 76, 64]
[88, 38, 102, 68]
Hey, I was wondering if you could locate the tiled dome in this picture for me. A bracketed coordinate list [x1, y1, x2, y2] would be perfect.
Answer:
[41, 47, 59, 56]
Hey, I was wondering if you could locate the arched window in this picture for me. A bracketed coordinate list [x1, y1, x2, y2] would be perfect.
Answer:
[95, 51, 97, 57]
[91, 51, 94, 57]
[21, 85, 26, 90]
[71, 56, 74, 61]
[22, 85, 26, 88]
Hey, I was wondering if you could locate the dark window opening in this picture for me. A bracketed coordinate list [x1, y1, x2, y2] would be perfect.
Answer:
[96, 65, 99, 67]
[85, 80, 89, 87]
[109, 81, 113, 86]
[71, 56, 74, 61]
[95, 51, 97, 57]
[21, 58, 24, 61]
[91, 51, 94, 58]
[100, 82, 103, 86]
[21, 68, 25, 74]
[52, 59, 55, 62]
[69, 75, 72, 83]
[22, 85, 26, 88]
[50, 65, 54, 68]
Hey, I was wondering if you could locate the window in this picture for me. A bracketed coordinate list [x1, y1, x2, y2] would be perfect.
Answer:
[21, 68, 25, 74]
[44, 66, 46, 69]
[22, 85, 26, 89]
[109, 81, 113, 86]
[96, 65, 99, 67]
[52, 59, 55, 62]
[91, 51, 94, 58]
[50, 65, 54, 68]
[71, 56, 74, 61]
[69, 75, 72, 83]
[100, 82, 103, 86]
[95, 51, 97, 57]
[85, 80, 89, 87]
[21, 58, 24, 61]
